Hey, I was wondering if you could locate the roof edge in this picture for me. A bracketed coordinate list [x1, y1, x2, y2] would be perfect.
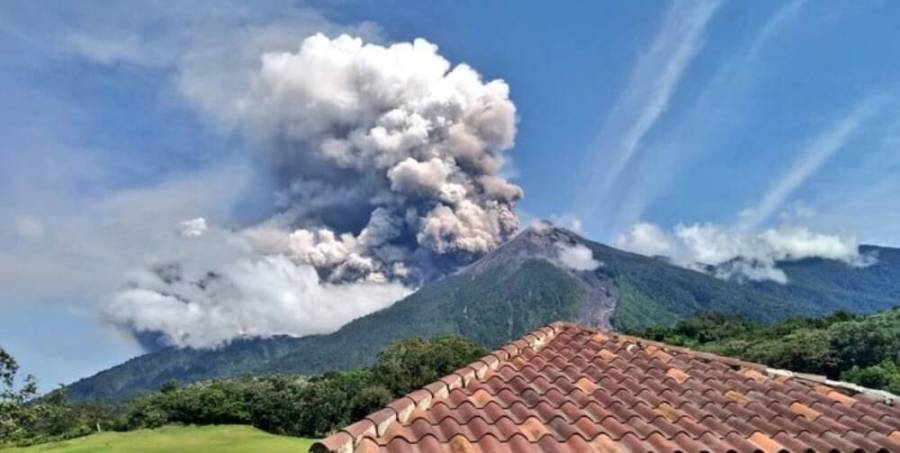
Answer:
[311, 323, 566, 453]
[549, 321, 768, 372]
[767, 368, 899, 404]
[552, 321, 898, 404]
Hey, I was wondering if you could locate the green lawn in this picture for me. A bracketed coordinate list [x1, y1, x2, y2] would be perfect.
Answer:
[2, 425, 315, 453]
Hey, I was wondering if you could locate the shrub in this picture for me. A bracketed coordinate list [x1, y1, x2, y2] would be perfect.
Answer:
[350, 385, 393, 420]
[372, 335, 486, 395]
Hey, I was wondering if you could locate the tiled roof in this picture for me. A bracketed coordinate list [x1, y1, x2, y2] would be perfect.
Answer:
[312, 322, 900, 452]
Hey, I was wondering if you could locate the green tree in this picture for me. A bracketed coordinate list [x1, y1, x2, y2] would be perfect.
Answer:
[295, 369, 373, 437]
[634, 307, 900, 393]
[350, 385, 393, 420]
[1, 347, 39, 445]
[160, 381, 179, 394]
[742, 329, 837, 375]
[841, 361, 900, 394]
[372, 336, 486, 395]
[0, 346, 37, 404]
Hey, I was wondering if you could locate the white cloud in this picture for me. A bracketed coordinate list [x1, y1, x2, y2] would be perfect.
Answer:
[756, 227, 862, 261]
[548, 214, 584, 233]
[617, 221, 870, 283]
[105, 249, 410, 348]
[614, 222, 674, 257]
[522, 215, 584, 235]
[14, 215, 45, 239]
[555, 242, 600, 272]
[178, 217, 208, 238]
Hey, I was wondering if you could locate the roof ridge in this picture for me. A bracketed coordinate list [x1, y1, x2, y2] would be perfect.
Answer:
[311, 322, 566, 453]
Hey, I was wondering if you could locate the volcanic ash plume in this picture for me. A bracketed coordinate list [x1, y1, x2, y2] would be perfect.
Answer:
[104, 34, 523, 348]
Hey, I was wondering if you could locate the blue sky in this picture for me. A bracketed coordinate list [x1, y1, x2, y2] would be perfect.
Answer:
[2, 1, 900, 390]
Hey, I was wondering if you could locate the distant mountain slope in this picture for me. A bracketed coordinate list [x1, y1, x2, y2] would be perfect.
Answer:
[65, 227, 900, 401]
[65, 335, 307, 401]
[583, 240, 806, 330]
[748, 245, 900, 315]
[260, 258, 583, 376]
[592, 241, 900, 331]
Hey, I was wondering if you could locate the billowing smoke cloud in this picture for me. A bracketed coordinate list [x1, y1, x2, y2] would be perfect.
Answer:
[616, 222, 872, 283]
[104, 34, 522, 348]
[203, 33, 521, 281]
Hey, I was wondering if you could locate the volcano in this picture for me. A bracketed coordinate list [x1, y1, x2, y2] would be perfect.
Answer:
[64, 225, 900, 400]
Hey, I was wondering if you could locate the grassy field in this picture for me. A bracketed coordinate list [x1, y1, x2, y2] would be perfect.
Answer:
[2, 425, 315, 453]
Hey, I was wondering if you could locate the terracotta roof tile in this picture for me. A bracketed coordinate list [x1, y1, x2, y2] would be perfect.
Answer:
[423, 381, 448, 400]
[365, 408, 397, 437]
[343, 420, 376, 439]
[313, 322, 900, 452]
[312, 431, 353, 453]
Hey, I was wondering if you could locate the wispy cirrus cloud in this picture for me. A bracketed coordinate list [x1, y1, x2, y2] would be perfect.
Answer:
[609, 0, 807, 233]
[605, 1, 894, 251]
[796, 115, 900, 245]
[579, 0, 720, 230]
[738, 97, 880, 230]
